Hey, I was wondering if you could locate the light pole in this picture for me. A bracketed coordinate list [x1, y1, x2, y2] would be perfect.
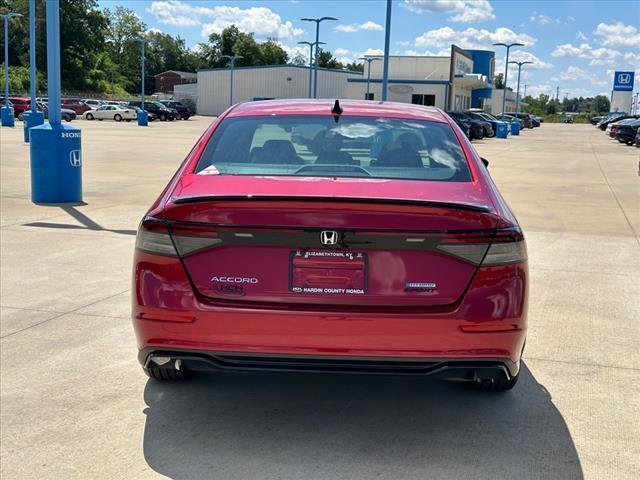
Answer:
[493, 42, 524, 115]
[298, 41, 324, 99]
[301, 16, 337, 99]
[359, 57, 380, 100]
[136, 38, 148, 126]
[381, 0, 392, 101]
[1, 12, 23, 127]
[23, 0, 44, 142]
[523, 84, 529, 98]
[508, 60, 533, 116]
[222, 55, 243, 106]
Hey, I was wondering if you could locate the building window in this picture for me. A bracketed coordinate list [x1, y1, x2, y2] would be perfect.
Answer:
[365, 93, 374, 100]
[411, 94, 435, 106]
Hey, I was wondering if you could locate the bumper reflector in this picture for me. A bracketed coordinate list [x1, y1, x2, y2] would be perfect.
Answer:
[460, 324, 519, 333]
[140, 313, 195, 323]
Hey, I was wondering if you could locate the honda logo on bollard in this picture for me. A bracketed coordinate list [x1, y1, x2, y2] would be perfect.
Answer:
[69, 150, 82, 167]
[320, 230, 339, 246]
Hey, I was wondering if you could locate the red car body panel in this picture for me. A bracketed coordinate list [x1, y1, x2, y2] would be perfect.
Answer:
[132, 100, 528, 379]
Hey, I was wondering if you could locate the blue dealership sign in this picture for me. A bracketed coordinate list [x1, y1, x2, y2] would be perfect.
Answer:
[613, 71, 634, 91]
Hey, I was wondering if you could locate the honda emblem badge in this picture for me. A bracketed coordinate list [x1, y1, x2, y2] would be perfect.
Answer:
[320, 230, 339, 246]
[69, 149, 82, 167]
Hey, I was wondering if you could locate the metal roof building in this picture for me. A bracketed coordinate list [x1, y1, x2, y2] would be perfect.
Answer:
[196, 65, 362, 116]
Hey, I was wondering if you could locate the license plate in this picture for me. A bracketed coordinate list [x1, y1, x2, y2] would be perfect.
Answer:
[289, 250, 368, 295]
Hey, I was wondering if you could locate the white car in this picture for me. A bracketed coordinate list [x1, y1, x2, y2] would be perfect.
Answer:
[83, 99, 103, 109]
[83, 105, 137, 122]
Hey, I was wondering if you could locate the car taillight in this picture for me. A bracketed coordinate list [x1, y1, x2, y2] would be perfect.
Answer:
[136, 217, 222, 257]
[437, 227, 526, 266]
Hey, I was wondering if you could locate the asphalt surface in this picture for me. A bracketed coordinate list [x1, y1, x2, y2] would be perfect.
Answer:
[1, 117, 639, 479]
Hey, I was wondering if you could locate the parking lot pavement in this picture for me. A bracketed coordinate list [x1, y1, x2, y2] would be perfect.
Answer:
[1, 119, 639, 479]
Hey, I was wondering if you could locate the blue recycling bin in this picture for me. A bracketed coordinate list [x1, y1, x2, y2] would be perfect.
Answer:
[496, 121, 508, 138]
[137, 109, 148, 126]
[1, 106, 15, 127]
[510, 121, 520, 136]
[29, 122, 82, 203]
[22, 110, 45, 143]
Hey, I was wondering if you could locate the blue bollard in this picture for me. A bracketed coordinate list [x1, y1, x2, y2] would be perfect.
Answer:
[510, 121, 520, 136]
[29, 122, 82, 203]
[22, 110, 45, 143]
[1, 106, 15, 127]
[496, 122, 508, 139]
[137, 110, 148, 126]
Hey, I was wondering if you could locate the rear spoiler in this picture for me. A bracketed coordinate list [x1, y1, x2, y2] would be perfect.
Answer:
[171, 195, 492, 213]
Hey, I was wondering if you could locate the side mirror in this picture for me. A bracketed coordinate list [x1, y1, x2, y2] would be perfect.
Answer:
[481, 157, 489, 168]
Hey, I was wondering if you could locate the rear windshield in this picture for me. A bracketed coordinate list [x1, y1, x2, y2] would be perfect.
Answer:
[195, 115, 471, 182]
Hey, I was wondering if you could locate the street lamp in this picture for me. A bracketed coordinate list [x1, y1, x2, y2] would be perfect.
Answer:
[359, 57, 380, 100]
[1, 12, 23, 127]
[298, 41, 325, 99]
[493, 42, 524, 115]
[23, 0, 44, 142]
[301, 16, 337, 99]
[135, 38, 148, 126]
[222, 55, 243, 106]
[508, 60, 533, 116]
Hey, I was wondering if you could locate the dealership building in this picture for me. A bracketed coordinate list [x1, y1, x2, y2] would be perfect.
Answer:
[188, 45, 517, 116]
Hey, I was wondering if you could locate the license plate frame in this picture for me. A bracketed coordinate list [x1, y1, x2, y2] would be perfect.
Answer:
[288, 249, 368, 295]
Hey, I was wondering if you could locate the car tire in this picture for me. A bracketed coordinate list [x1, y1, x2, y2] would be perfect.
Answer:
[85, 113, 94, 120]
[144, 366, 186, 381]
[64, 115, 72, 122]
[470, 371, 519, 391]
[126, 119, 131, 122]
[114, 114, 122, 122]
[159, 113, 167, 121]
[168, 116, 175, 122]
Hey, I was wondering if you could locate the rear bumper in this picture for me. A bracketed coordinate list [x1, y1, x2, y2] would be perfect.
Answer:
[140, 348, 520, 381]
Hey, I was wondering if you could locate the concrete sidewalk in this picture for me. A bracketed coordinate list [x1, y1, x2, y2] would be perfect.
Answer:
[1, 119, 639, 479]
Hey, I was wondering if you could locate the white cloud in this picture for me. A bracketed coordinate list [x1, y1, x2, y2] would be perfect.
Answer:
[594, 22, 640, 48]
[554, 65, 608, 86]
[403, 0, 495, 23]
[551, 42, 621, 67]
[396, 40, 412, 46]
[146, 27, 163, 34]
[508, 50, 553, 69]
[362, 48, 384, 56]
[334, 48, 351, 56]
[529, 13, 560, 25]
[335, 21, 383, 33]
[624, 52, 640, 67]
[147, 1, 303, 39]
[567, 16, 576, 22]
[576, 31, 588, 42]
[414, 26, 536, 50]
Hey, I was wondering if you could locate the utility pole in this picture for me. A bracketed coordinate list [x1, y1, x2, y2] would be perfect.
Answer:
[556, 86, 560, 101]
[523, 84, 529, 97]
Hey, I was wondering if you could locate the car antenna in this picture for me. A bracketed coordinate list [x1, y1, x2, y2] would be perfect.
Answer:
[331, 99, 343, 123]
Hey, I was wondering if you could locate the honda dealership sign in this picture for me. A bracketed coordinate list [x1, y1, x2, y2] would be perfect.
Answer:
[613, 71, 634, 91]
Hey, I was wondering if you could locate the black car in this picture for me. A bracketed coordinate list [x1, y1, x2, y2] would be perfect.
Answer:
[128, 101, 179, 121]
[514, 113, 534, 129]
[160, 100, 194, 120]
[591, 115, 605, 125]
[463, 111, 496, 137]
[446, 112, 484, 140]
[596, 115, 636, 131]
[614, 119, 640, 145]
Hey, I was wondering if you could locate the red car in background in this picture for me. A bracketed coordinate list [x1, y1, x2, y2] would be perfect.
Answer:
[133, 100, 528, 391]
[61, 98, 91, 115]
[8, 97, 30, 116]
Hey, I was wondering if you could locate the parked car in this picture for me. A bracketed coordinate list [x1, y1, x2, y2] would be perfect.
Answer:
[590, 115, 605, 125]
[446, 111, 484, 139]
[159, 100, 194, 120]
[464, 111, 498, 137]
[128, 105, 158, 122]
[83, 104, 136, 121]
[609, 117, 638, 138]
[7, 97, 30, 117]
[635, 127, 640, 148]
[596, 115, 634, 131]
[530, 116, 541, 128]
[61, 98, 91, 115]
[614, 119, 640, 145]
[132, 100, 528, 391]
[17, 102, 76, 122]
[514, 113, 534, 129]
[82, 99, 103, 109]
[495, 114, 524, 128]
[128, 100, 179, 121]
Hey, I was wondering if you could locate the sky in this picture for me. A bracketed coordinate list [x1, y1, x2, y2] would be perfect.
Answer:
[99, 0, 640, 98]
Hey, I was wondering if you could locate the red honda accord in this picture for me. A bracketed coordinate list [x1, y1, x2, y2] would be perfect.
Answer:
[133, 100, 528, 391]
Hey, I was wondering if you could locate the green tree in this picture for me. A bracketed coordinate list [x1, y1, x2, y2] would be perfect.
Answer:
[593, 95, 610, 114]
[258, 39, 288, 65]
[317, 49, 342, 69]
